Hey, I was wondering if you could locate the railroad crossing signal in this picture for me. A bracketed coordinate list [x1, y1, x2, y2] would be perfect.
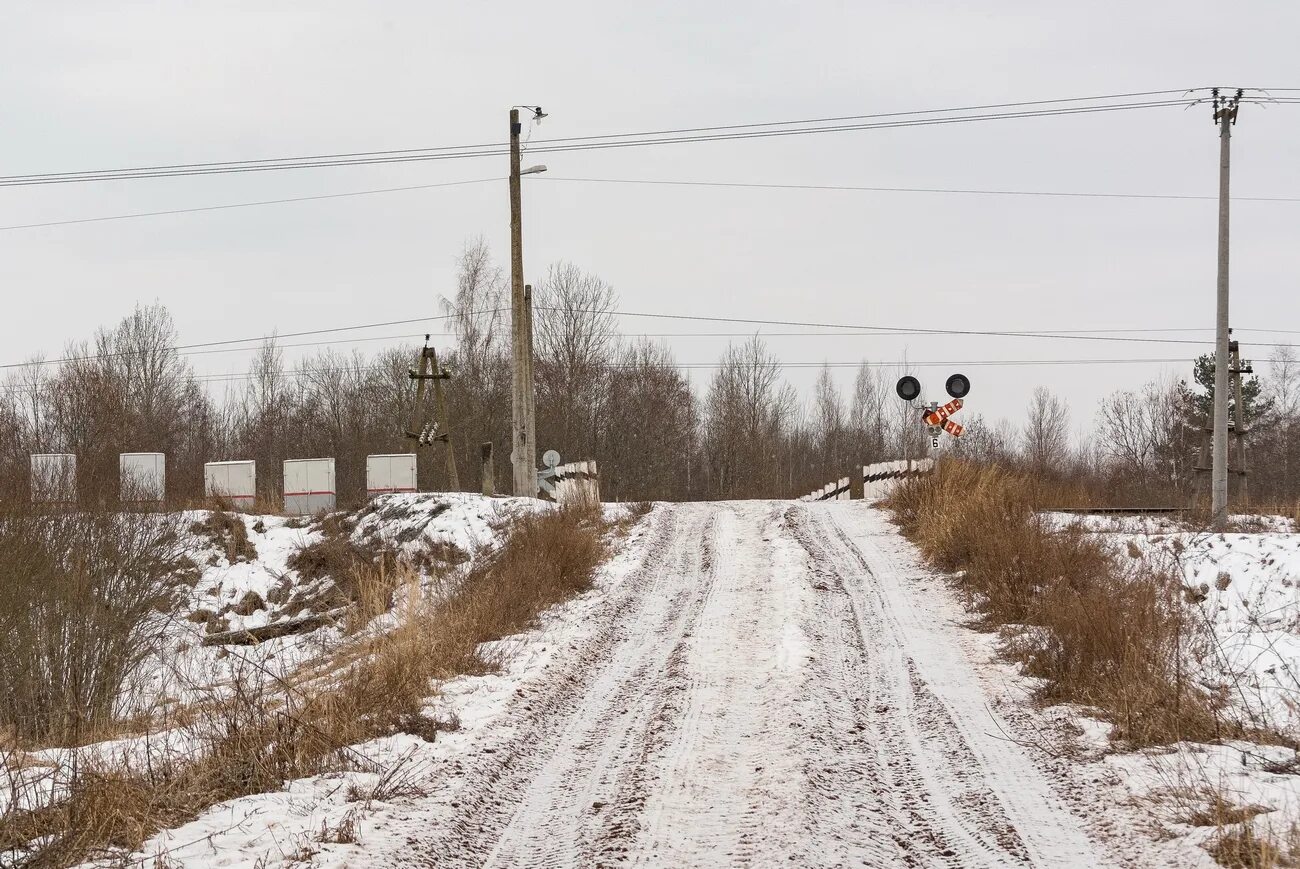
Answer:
[923, 398, 963, 427]
[895, 373, 971, 449]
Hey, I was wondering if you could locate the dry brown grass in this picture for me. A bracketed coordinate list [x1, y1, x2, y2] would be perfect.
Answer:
[889, 459, 1220, 745]
[1207, 823, 1289, 868]
[0, 504, 614, 868]
[189, 510, 257, 564]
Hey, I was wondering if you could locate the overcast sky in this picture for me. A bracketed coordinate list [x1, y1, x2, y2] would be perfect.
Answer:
[3, 1, 1299, 438]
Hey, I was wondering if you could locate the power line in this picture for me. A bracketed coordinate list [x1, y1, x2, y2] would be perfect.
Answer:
[0, 310, 506, 370]
[540, 176, 1300, 203]
[0, 89, 1196, 185]
[584, 309, 1300, 349]
[170, 356, 1197, 383]
[0, 177, 499, 232]
[169, 326, 1231, 359]
[4, 305, 1293, 374]
[0, 97, 1204, 188]
[11, 175, 1300, 236]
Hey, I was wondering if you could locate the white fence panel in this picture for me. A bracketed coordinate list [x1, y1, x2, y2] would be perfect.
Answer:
[807, 457, 935, 503]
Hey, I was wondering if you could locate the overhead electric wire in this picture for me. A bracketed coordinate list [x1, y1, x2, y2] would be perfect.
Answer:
[0, 310, 506, 370]
[168, 326, 1230, 359]
[581, 309, 1300, 349]
[540, 176, 1300, 203]
[166, 356, 1200, 386]
[0, 177, 499, 232]
[0, 97, 1204, 188]
[0, 89, 1197, 186]
[12, 175, 1300, 236]
[3, 305, 1294, 374]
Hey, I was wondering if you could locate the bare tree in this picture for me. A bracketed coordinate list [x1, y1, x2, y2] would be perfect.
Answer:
[1022, 386, 1071, 474]
[534, 262, 618, 462]
[703, 337, 788, 498]
[849, 362, 888, 461]
[812, 364, 843, 481]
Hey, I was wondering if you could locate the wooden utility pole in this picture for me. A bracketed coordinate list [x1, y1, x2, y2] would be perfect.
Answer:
[509, 108, 538, 496]
[1211, 88, 1242, 526]
[429, 347, 458, 490]
[405, 338, 458, 490]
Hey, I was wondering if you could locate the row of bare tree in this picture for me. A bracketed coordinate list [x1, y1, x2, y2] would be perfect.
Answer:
[3, 239, 1297, 507]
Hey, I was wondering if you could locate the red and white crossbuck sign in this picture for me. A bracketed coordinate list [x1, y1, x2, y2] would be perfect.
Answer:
[922, 398, 963, 428]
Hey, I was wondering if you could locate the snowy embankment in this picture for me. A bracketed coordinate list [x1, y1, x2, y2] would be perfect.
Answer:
[1045, 511, 1300, 859]
[1, 493, 589, 865]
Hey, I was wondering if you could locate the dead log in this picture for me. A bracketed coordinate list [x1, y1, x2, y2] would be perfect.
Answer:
[201, 610, 341, 646]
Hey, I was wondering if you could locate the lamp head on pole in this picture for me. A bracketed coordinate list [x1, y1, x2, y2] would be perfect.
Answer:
[514, 105, 547, 124]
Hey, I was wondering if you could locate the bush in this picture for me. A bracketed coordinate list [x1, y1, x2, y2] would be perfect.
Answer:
[0, 504, 194, 745]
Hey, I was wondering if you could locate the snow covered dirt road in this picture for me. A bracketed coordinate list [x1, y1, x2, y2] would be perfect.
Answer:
[376, 501, 1109, 868]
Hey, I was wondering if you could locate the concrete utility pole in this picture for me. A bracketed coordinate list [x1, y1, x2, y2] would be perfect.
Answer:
[508, 107, 535, 497]
[1211, 88, 1242, 526]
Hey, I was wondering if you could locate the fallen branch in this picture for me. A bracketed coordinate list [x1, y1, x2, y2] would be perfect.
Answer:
[202, 611, 343, 646]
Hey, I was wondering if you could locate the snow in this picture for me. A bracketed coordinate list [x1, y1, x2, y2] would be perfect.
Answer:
[124, 500, 1138, 867]
[100, 498, 647, 869]
[1038, 510, 1300, 862]
[1, 494, 543, 853]
[12, 498, 1300, 867]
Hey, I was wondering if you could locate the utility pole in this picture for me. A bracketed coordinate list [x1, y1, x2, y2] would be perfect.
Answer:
[405, 337, 458, 490]
[1211, 88, 1242, 526]
[508, 106, 547, 497]
[524, 282, 536, 486]
[1230, 338, 1251, 505]
[429, 347, 459, 490]
[509, 107, 530, 496]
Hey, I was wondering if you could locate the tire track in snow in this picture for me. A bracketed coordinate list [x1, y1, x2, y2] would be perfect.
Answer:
[630, 504, 809, 864]
[804, 502, 1108, 867]
[379, 503, 724, 867]
[786, 504, 1007, 866]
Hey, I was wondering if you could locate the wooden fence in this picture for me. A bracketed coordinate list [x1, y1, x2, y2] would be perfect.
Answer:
[799, 458, 935, 502]
[551, 460, 601, 508]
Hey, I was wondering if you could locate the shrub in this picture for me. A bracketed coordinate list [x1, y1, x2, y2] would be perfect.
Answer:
[0, 504, 194, 745]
